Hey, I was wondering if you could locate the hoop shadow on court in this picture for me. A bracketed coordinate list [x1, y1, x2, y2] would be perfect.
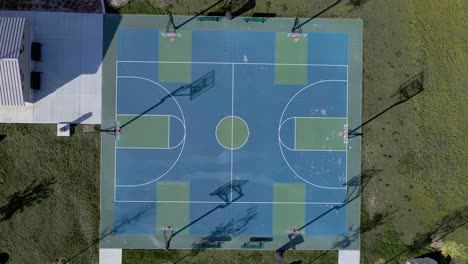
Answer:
[65, 202, 158, 263]
[71, 180, 250, 263]
[274, 169, 386, 260]
[348, 72, 424, 138]
[165, 180, 249, 250]
[100, 70, 215, 133]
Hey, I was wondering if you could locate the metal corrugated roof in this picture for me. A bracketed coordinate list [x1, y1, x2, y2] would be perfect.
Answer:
[0, 59, 24, 106]
[0, 17, 25, 58]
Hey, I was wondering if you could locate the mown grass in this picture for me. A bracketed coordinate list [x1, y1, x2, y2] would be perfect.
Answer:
[0, 124, 100, 264]
[124, 249, 337, 264]
[0, 0, 465, 263]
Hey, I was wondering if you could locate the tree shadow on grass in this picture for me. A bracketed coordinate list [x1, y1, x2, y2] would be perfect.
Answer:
[64, 203, 157, 263]
[0, 178, 56, 221]
[386, 205, 468, 263]
[0, 252, 9, 264]
[346, 0, 372, 8]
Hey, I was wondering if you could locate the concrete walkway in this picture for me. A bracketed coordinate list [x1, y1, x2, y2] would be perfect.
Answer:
[0, 11, 102, 124]
[338, 250, 360, 264]
[100, 249, 122, 264]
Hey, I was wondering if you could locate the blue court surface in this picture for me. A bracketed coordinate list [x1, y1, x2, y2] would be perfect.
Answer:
[100, 17, 362, 251]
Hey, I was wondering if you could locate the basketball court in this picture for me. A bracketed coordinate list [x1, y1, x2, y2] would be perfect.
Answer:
[100, 15, 362, 251]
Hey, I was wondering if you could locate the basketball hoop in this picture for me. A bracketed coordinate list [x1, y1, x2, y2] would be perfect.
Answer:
[161, 32, 181, 43]
[289, 227, 300, 235]
[293, 34, 300, 43]
[287, 33, 308, 43]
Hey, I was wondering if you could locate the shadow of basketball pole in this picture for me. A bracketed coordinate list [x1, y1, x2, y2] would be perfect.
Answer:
[348, 72, 424, 138]
[274, 169, 383, 259]
[291, 0, 343, 32]
[100, 70, 215, 133]
[169, 0, 225, 31]
[165, 180, 248, 249]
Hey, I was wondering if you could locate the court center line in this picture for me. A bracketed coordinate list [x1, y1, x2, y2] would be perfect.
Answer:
[114, 200, 346, 205]
[230, 64, 234, 202]
[117, 60, 348, 67]
[346, 66, 349, 197]
[114, 61, 118, 202]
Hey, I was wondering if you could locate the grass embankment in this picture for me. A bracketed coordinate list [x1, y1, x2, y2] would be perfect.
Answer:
[111, 1, 468, 263]
[0, 124, 100, 263]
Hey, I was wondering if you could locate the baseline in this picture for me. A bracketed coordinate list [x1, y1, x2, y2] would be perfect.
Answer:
[117, 60, 349, 67]
[114, 200, 346, 205]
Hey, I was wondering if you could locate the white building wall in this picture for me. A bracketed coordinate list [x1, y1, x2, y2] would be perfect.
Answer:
[18, 19, 32, 103]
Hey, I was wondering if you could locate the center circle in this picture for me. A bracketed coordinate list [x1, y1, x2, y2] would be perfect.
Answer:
[216, 116, 249, 150]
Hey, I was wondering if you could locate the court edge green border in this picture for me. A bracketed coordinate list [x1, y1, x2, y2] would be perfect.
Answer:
[100, 15, 362, 250]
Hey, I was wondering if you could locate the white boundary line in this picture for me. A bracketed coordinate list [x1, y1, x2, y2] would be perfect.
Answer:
[345, 66, 349, 197]
[344, 124, 348, 144]
[114, 61, 118, 201]
[117, 60, 349, 67]
[114, 200, 346, 205]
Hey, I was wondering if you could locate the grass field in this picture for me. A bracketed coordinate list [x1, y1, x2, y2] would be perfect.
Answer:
[0, 0, 466, 263]
[0, 124, 100, 263]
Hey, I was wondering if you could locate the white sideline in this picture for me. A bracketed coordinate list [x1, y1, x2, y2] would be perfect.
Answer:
[100, 248, 121, 264]
[338, 250, 360, 264]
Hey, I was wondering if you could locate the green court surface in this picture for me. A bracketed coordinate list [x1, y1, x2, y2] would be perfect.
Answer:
[273, 183, 306, 235]
[275, 33, 308, 84]
[156, 182, 190, 235]
[295, 117, 347, 151]
[117, 115, 169, 148]
[216, 116, 249, 150]
[159, 31, 192, 82]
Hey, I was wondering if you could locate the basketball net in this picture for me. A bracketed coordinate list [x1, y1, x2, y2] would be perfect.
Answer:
[293, 34, 300, 43]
